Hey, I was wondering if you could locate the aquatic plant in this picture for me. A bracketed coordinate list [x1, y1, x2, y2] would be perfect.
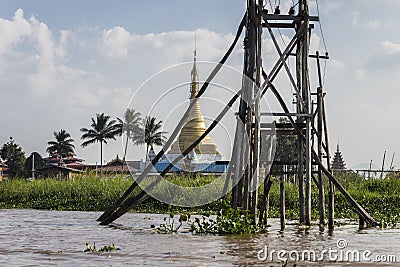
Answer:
[151, 212, 190, 233]
[84, 242, 120, 252]
[189, 201, 262, 234]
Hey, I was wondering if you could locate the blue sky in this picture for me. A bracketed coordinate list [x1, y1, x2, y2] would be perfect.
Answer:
[1, 0, 400, 169]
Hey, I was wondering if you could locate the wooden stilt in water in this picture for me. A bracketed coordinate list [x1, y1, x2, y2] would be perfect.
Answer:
[359, 216, 365, 229]
[259, 174, 273, 226]
[316, 53, 325, 228]
[321, 94, 334, 231]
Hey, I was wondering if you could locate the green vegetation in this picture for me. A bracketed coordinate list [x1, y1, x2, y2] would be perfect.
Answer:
[151, 212, 188, 233]
[84, 242, 120, 253]
[138, 116, 168, 159]
[24, 152, 45, 177]
[0, 137, 26, 178]
[46, 129, 75, 158]
[190, 203, 262, 234]
[80, 113, 121, 167]
[117, 108, 142, 161]
[0, 172, 399, 228]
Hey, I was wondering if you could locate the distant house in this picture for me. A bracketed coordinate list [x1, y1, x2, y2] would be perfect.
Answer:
[0, 161, 8, 181]
[97, 156, 140, 174]
[43, 155, 88, 170]
[39, 164, 83, 179]
[38, 154, 88, 179]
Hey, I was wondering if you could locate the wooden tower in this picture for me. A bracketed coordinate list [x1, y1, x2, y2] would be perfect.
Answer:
[97, 0, 378, 229]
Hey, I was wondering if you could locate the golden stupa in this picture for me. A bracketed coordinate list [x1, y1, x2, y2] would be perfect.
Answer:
[168, 48, 220, 157]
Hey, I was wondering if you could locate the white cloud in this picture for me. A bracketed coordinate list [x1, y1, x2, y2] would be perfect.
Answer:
[381, 40, 400, 54]
[352, 11, 360, 26]
[355, 69, 367, 80]
[365, 20, 381, 30]
[0, 9, 31, 55]
[0, 8, 245, 163]
[102, 26, 131, 58]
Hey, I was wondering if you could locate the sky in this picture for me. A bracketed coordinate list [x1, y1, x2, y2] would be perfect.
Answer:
[1, 0, 400, 169]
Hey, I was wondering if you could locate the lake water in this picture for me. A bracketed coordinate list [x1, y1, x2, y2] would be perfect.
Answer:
[0, 209, 399, 266]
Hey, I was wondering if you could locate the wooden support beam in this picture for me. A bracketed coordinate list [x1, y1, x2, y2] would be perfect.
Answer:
[317, 86, 325, 227]
[316, 52, 325, 228]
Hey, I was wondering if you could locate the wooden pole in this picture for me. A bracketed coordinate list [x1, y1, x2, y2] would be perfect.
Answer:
[380, 151, 386, 179]
[368, 160, 372, 179]
[280, 176, 286, 231]
[389, 152, 395, 171]
[250, 0, 263, 218]
[316, 52, 325, 227]
[295, 16, 305, 225]
[301, 0, 312, 227]
[259, 174, 273, 225]
[319, 91, 334, 231]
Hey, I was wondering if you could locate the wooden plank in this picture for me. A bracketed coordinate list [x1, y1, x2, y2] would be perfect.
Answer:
[260, 112, 311, 117]
[260, 122, 306, 129]
[262, 14, 319, 22]
[263, 22, 295, 28]
[289, 53, 329, 59]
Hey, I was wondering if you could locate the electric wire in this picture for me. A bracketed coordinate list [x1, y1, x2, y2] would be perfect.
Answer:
[315, 0, 328, 86]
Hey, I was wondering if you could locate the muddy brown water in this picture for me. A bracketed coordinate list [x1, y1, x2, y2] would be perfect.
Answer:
[0, 209, 398, 266]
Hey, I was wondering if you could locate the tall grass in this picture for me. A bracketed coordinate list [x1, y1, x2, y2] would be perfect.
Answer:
[0, 172, 399, 226]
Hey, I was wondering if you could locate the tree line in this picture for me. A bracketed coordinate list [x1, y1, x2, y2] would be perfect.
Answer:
[0, 108, 167, 178]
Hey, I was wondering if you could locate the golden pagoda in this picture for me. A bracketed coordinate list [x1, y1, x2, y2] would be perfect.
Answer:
[168, 47, 220, 159]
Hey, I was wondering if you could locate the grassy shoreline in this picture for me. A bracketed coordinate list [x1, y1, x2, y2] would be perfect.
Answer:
[0, 172, 399, 227]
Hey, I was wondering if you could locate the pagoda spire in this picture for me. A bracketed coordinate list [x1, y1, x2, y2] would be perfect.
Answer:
[168, 42, 220, 157]
[190, 35, 199, 99]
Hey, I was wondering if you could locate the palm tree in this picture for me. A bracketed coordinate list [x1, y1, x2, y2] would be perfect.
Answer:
[80, 113, 120, 167]
[137, 116, 167, 160]
[117, 108, 142, 161]
[46, 129, 75, 158]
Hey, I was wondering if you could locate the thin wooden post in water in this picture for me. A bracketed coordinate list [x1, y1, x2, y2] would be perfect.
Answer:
[359, 215, 365, 229]
[316, 52, 325, 227]
[259, 174, 273, 225]
[321, 93, 334, 231]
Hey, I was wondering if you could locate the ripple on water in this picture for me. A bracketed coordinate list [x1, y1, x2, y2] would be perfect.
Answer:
[0, 209, 399, 266]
